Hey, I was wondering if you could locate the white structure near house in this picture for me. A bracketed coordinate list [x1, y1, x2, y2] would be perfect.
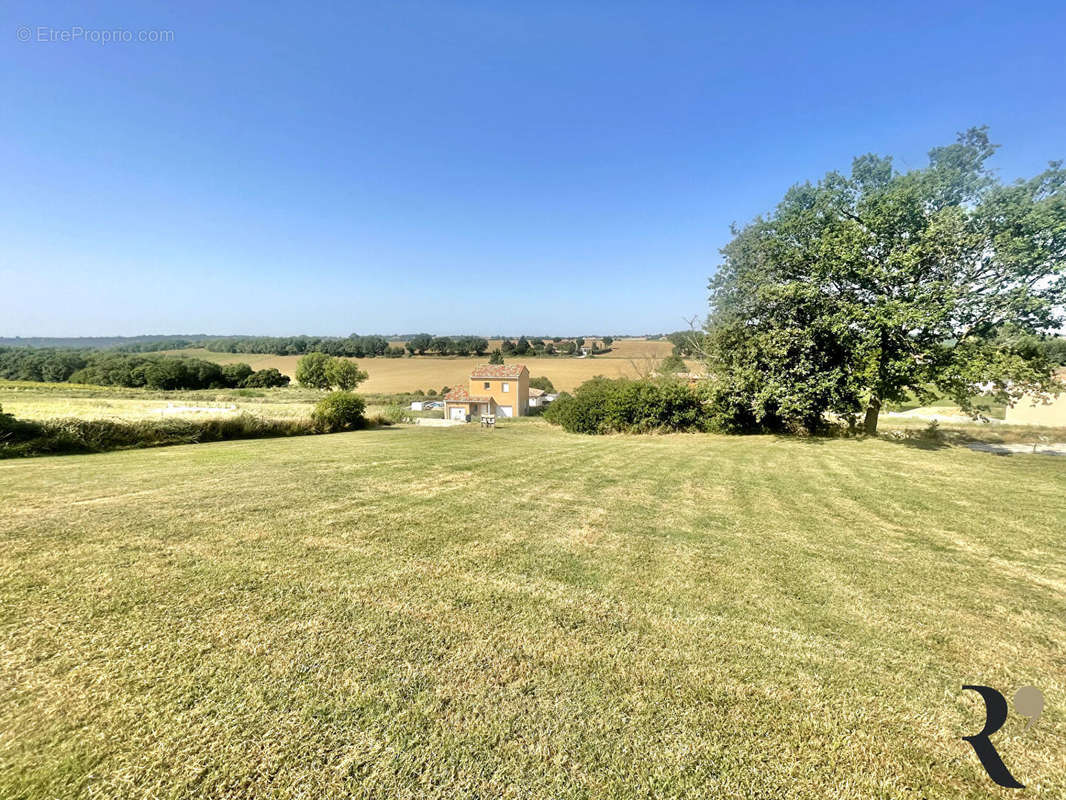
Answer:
[410, 401, 426, 411]
[528, 387, 547, 407]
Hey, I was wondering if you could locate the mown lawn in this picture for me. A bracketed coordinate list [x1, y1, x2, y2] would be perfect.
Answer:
[1, 422, 1064, 798]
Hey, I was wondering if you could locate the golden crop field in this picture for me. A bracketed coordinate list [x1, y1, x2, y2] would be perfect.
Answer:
[165, 338, 683, 394]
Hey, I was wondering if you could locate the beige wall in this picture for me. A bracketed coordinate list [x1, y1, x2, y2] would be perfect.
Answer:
[471, 369, 529, 416]
[1005, 393, 1066, 427]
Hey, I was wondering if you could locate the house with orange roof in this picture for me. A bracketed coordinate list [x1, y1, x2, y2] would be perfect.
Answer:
[443, 363, 530, 421]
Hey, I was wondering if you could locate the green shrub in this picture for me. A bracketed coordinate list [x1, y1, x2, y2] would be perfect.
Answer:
[543, 377, 707, 434]
[698, 379, 766, 434]
[221, 363, 254, 386]
[242, 367, 290, 388]
[0, 404, 44, 445]
[311, 392, 367, 432]
[658, 353, 687, 374]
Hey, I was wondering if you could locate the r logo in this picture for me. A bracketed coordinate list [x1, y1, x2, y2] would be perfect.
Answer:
[961, 685, 1044, 789]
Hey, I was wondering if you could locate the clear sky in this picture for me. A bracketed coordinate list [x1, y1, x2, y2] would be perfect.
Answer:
[3, 1, 1065, 337]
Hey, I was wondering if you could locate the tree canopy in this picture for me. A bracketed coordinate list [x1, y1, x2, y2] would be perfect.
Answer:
[297, 352, 368, 391]
[707, 128, 1066, 433]
[324, 358, 368, 391]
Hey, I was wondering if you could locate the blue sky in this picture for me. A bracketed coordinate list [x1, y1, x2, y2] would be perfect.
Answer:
[3, 1, 1064, 337]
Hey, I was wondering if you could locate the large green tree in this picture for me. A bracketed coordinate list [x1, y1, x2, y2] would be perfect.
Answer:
[708, 128, 1066, 434]
[295, 352, 332, 389]
[324, 358, 368, 391]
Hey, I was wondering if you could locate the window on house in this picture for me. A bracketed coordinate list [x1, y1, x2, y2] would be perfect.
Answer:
[483, 381, 490, 389]
[502, 382, 510, 392]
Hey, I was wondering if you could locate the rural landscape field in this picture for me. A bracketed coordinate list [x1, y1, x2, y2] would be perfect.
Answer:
[160, 338, 680, 394]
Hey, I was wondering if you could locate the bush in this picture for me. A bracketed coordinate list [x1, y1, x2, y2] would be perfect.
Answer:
[311, 391, 367, 432]
[242, 367, 290, 388]
[698, 379, 766, 434]
[0, 404, 44, 445]
[543, 377, 707, 434]
[221, 363, 254, 386]
[658, 353, 687, 374]
[529, 375, 555, 392]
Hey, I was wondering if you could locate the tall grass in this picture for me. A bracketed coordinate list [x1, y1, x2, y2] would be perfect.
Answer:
[1, 412, 315, 458]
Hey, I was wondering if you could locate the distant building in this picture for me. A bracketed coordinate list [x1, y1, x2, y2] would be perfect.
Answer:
[443, 364, 530, 421]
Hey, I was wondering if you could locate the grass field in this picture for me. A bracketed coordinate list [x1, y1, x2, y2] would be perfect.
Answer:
[2, 422, 1064, 798]
[163, 338, 682, 394]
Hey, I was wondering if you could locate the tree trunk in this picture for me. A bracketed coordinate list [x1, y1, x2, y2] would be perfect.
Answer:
[863, 396, 881, 435]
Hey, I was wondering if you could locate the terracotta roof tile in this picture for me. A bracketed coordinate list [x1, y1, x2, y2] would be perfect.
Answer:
[469, 363, 527, 379]
[443, 385, 493, 403]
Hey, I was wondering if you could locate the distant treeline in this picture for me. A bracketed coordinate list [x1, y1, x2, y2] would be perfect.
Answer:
[0, 348, 288, 390]
[1, 333, 632, 357]
[199, 335, 406, 357]
[0, 335, 209, 350]
[196, 334, 613, 357]
[164, 334, 615, 358]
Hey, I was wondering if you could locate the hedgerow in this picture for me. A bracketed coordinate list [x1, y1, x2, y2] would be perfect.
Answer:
[0, 406, 314, 458]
